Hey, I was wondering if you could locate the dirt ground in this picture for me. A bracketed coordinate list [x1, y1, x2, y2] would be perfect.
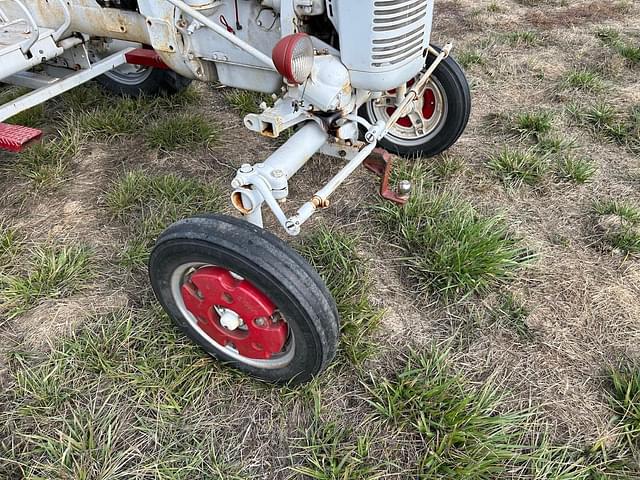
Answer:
[1, 0, 640, 478]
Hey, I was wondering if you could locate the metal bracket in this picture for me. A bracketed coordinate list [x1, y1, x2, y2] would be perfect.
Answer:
[363, 148, 409, 205]
[125, 48, 170, 69]
[0, 47, 135, 122]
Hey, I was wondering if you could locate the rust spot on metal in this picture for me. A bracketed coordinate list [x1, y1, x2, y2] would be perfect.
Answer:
[364, 148, 409, 205]
[231, 191, 252, 214]
[311, 195, 330, 208]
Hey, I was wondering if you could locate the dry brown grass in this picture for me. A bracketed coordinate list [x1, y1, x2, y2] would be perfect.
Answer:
[525, 1, 630, 28]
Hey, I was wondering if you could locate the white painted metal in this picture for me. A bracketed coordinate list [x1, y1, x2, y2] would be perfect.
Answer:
[0, 47, 134, 122]
[0, 30, 62, 84]
[2, 0, 39, 53]
[263, 122, 328, 178]
[3, 71, 60, 89]
[164, 0, 275, 70]
[218, 308, 242, 331]
[328, 0, 435, 91]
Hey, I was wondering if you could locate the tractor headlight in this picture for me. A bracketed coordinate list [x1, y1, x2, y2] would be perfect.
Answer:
[272, 33, 314, 85]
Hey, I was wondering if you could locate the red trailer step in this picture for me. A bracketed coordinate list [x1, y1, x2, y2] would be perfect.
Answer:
[0, 123, 42, 153]
[125, 48, 169, 70]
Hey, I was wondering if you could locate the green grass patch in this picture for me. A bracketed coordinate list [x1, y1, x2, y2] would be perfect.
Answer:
[78, 95, 155, 139]
[157, 85, 202, 107]
[582, 102, 618, 129]
[593, 199, 640, 254]
[594, 199, 640, 223]
[224, 89, 273, 117]
[574, 102, 640, 149]
[535, 136, 575, 156]
[298, 226, 381, 365]
[106, 170, 223, 268]
[58, 83, 110, 112]
[432, 154, 466, 179]
[487, 148, 549, 188]
[366, 347, 529, 477]
[609, 365, 640, 452]
[505, 30, 539, 47]
[596, 28, 640, 66]
[6, 104, 45, 128]
[526, 440, 633, 479]
[619, 45, 640, 64]
[377, 165, 533, 300]
[0, 244, 92, 319]
[0, 307, 250, 478]
[16, 131, 80, 188]
[596, 27, 622, 47]
[561, 68, 604, 92]
[0, 223, 18, 270]
[145, 114, 218, 150]
[457, 49, 485, 69]
[513, 110, 554, 137]
[555, 156, 597, 184]
[292, 422, 380, 479]
[0, 86, 46, 127]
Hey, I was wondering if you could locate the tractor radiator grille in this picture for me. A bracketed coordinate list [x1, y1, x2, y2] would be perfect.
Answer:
[370, 0, 429, 67]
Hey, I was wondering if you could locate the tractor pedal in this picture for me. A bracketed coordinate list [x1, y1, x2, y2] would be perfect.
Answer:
[0, 123, 43, 153]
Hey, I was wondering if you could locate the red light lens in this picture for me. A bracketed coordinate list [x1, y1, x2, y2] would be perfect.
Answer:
[272, 33, 314, 84]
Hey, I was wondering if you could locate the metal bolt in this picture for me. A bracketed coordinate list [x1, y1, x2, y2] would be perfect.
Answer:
[271, 169, 285, 178]
[398, 180, 412, 197]
[240, 163, 253, 173]
[220, 310, 241, 331]
[255, 317, 267, 327]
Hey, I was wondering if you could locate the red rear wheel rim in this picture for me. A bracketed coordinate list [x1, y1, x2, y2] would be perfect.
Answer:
[180, 266, 288, 360]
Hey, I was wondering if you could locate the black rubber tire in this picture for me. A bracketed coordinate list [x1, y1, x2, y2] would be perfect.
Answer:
[148, 214, 339, 385]
[360, 47, 471, 158]
[97, 68, 192, 97]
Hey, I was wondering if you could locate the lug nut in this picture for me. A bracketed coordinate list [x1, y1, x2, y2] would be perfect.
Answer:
[255, 317, 267, 326]
[398, 180, 412, 197]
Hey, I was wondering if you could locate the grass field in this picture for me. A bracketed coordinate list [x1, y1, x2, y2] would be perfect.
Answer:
[1, 0, 640, 478]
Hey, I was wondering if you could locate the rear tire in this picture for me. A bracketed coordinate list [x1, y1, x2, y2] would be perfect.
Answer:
[360, 46, 471, 158]
[97, 66, 192, 97]
[148, 214, 339, 385]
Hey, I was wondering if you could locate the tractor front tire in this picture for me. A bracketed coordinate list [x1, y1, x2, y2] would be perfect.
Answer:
[149, 214, 339, 385]
[360, 46, 471, 158]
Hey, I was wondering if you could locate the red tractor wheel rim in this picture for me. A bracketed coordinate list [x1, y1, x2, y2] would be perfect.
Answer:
[180, 266, 288, 360]
[367, 75, 447, 148]
[386, 88, 437, 128]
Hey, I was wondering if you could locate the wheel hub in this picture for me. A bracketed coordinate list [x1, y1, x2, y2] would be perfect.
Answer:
[180, 266, 288, 360]
[368, 76, 447, 147]
[385, 88, 437, 129]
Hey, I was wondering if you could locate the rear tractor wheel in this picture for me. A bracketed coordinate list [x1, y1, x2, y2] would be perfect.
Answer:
[89, 43, 191, 97]
[97, 63, 192, 97]
[149, 214, 339, 385]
